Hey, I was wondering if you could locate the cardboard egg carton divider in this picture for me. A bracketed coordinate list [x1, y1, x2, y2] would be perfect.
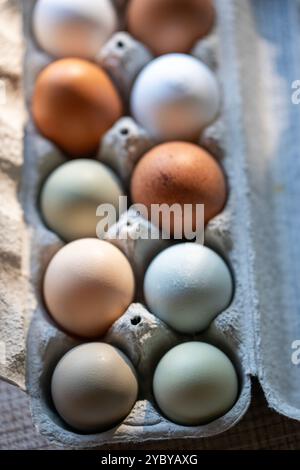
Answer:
[1, 0, 300, 447]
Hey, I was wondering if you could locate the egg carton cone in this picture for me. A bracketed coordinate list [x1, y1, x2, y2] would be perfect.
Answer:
[1, 0, 300, 448]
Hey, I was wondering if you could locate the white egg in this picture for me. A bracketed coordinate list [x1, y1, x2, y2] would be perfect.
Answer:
[33, 0, 117, 59]
[131, 54, 220, 141]
[144, 243, 233, 334]
[153, 342, 239, 425]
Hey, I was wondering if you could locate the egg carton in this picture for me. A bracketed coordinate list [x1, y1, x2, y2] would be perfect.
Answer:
[1, 0, 300, 448]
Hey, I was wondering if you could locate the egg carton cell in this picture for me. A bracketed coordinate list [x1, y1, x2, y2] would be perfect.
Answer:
[27, 302, 248, 447]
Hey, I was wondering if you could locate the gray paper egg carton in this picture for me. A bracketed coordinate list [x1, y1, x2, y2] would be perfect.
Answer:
[2, 0, 300, 448]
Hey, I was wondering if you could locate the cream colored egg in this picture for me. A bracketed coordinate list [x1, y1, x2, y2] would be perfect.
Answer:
[43, 239, 135, 338]
[153, 342, 239, 425]
[51, 343, 138, 432]
[40, 159, 124, 241]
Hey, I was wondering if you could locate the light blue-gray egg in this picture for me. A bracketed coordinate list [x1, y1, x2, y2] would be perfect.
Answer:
[153, 342, 239, 425]
[144, 243, 233, 334]
[41, 159, 124, 241]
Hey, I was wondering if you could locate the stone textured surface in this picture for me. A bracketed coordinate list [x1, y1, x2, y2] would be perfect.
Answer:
[0, 0, 28, 390]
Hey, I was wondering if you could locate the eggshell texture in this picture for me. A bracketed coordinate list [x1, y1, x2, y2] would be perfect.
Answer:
[144, 244, 233, 334]
[153, 342, 238, 425]
[33, 0, 117, 59]
[127, 0, 215, 56]
[131, 142, 227, 234]
[43, 239, 135, 338]
[131, 54, 220, 141]
[51, 343, 138, 432]
[40, 159, 124, 241]
[32, 59, 123, 157]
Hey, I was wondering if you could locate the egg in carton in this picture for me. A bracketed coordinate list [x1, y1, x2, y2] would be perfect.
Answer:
[2, 0, 257, 448]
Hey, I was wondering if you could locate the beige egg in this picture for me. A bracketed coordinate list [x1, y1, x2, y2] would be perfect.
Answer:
[43, 239, 135, 338]
[51, 343, 138, 432]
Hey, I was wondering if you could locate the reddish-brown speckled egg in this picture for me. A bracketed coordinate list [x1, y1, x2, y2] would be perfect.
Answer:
[131, 142, 227, 237]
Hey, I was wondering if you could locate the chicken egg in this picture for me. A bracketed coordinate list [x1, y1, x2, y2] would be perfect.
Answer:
[43, 239, 135, 338]
[32, 58, 123, 157]
[131, 54, 220, 142]
[127, 0, 215, 56]
[40, 159, 124, 241]
[33, 0, 117, 59]
[144, 243, 233, 334]
[51, 343, 138, 432]
[153, 342, 239, 425]
[131, 142, 227, 236]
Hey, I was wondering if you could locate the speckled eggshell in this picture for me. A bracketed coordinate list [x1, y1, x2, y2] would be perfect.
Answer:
[127, 0, 215, 56]
[40, 159, 124, 241]
[51, 343, 138, 433]
[131, 54, 220, 141]
[33, 0, 117, 60]
[144, 243, 233, 334]
[131, 141, 227, 233]
[43, 239, 135, 338]
[32, 58, 123, 157]
[153, 342, 238, 425]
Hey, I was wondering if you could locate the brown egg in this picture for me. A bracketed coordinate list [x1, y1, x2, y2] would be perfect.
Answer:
[32, 59, 123, 157]
[126, 0, 215, 56]
[131, 142, 227, 236]
[43, 239, 135, 338]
